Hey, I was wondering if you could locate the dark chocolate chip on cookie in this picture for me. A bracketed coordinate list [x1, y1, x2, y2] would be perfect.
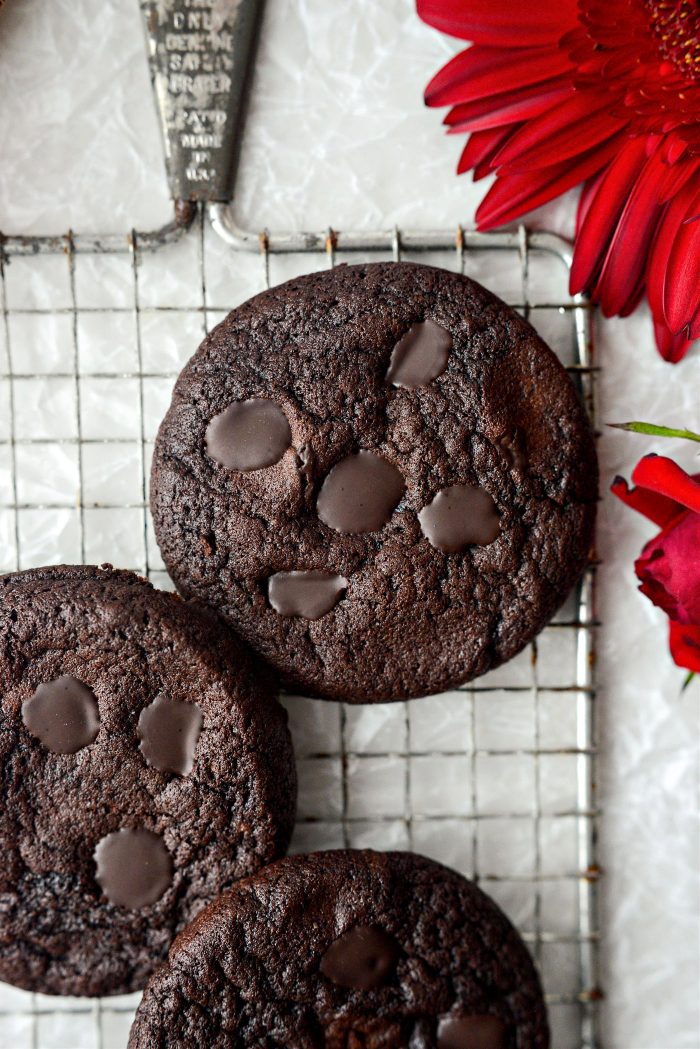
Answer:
[0, 564, 296, 996]
[128, 850, 549, 1048]
[150, 261, 597, 702]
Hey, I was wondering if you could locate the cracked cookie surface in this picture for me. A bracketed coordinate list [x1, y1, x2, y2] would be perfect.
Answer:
[128, 849, 549, 1049]
[150, 262, 597, 703]
[0, 565, 296, 996]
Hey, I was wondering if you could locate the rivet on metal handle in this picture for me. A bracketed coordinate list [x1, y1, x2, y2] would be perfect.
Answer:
[140, 0, 264, 204]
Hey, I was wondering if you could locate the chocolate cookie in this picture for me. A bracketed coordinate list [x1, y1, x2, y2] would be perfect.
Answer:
[0, 565, 296, 996]
[150, 261, 597, 702]
[128, 849, 549, 1048]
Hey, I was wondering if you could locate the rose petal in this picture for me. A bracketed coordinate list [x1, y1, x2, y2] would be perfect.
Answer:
[631, 455, 700, 515]
[610, 475, 686, 527]
[635, 511, 700, 624]
[669, 621, 700, 673]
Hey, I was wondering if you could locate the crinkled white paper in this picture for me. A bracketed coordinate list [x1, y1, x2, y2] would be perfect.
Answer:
[0, 1, 698, 1048]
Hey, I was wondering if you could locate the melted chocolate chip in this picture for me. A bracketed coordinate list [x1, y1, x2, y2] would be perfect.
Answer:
[21, 675, 100, 754]
[205, 398, 291, 471]
[94, 829, 172, 909]
[385, 319, 452, 388]
[268, 571, 347, 620]
[437, 1015, 509, 1049]
[317, 452, 405, 534]
[137, 695, 203, 776]
[320, 925, 400, 990]
[418, 484, 500, 553]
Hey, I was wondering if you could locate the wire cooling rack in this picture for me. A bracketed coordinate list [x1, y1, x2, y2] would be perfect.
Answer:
[0, 208, 600, 1049]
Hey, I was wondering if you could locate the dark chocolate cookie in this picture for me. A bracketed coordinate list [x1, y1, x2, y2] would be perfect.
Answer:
[128, 849, 549, 1048]
[150, 261, 597, 702]
[0, 565, 296, 996]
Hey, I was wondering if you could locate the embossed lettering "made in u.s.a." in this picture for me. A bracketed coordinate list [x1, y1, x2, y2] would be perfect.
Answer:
[141, 0, 261, 200]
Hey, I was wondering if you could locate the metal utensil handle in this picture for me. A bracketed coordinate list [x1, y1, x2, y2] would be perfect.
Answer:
[140, 0, 264, 203]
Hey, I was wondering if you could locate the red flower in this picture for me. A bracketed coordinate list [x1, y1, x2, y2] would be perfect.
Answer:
[418, 0, 700, 362]
[612, 453, 700, 672]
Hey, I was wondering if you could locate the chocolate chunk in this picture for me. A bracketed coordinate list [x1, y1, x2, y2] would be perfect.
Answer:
[317, 451, 404, 534]
[21, 675, 100, 754]
[94, 828, 173, 909]
[437, 1014, 508, 1049]
[205, 398, 291, 471]
[137, 694, 203, 776]
[268, 571, 347, 620]
[419, 484, 500, 553]
[320, 924, 400, 990]
[385, 319, 452, 388]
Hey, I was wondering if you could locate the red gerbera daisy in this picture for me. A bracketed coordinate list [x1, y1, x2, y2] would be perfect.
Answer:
[418, 0, 700, 362]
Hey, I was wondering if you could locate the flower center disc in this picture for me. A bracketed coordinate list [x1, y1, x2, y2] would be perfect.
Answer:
[646, 0, 700, 81]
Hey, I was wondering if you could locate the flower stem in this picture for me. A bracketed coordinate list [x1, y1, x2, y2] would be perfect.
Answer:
[681, 671, 695, 693]
[608, 422, 700, 444]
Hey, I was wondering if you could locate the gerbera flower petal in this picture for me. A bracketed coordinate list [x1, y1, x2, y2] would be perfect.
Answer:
[661, 132, 688, 167]
[594, 145, 670, 317]
[457, 127, 515, 175]
[570, 137, 650, 294]
[444, 79, 572, 133]
[425, 45, 572, 108]
[416, 0, 579, 48]
[664, 199, 700, 334]
[619, 274, 646, 318]
[652, 317, 694, 363]
[669, 622, 700, 673]
[475, 133, 623, 229]
[492, 93, 626, 172]
[647, 173, 700, 323]
[631, 454, 700, 515]
[610, 474, 687, 527]
[576, 168, 605, 231]
[690, 304, 700, 340]
[420, 0, 700, 362]
[658, 158, 697, 205]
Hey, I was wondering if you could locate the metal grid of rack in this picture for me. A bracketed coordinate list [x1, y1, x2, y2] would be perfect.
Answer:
[0, 208, 600, 1049]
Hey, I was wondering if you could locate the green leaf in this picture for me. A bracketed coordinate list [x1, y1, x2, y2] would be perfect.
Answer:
[608, 421, 700, 444]
[681, 671, 695, 693]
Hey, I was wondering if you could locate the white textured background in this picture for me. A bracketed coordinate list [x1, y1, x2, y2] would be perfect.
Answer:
[0, 2, 699, 1048]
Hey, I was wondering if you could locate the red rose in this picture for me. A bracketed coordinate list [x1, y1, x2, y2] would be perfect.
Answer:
[612, 453, 700, 673]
